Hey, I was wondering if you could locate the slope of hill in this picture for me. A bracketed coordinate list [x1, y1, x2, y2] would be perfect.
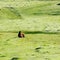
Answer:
[0, 1, 60, 32]
[0, 1, 60, 60]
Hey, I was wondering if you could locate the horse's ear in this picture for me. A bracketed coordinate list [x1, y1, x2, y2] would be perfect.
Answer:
[18, 31, 21, 38]
[19, 31, 21, 33]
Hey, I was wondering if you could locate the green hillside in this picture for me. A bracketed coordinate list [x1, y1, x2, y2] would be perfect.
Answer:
[0, 1, 60, 32]
[0, 1, 60, 60]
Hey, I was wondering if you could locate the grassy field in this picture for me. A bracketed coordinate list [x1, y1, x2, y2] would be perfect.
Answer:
[0, 1, 60, 60]
[0, 33, 60, 60]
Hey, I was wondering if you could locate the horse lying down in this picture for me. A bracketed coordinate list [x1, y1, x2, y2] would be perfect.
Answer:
[18, 31, 25, 38]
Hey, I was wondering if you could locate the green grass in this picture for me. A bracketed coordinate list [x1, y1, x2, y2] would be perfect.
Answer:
[0, 1, 60, 60]
[0, 33, 60, 60]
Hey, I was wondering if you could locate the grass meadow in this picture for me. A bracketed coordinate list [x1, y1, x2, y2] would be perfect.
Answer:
[0, 1, 60, 60]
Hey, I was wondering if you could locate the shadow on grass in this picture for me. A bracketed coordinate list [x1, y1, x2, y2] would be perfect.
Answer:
[24, 31, 60, 34]
[0, 31, 60, 34]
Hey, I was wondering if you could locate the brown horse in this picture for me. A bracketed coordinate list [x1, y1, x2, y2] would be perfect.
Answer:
[18, 31, 25, 38]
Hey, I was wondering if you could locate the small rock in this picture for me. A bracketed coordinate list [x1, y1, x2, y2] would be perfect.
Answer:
[11, 57, 19, 60]
[35, 47, 42, 52]
[57, 3, 60, 5]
